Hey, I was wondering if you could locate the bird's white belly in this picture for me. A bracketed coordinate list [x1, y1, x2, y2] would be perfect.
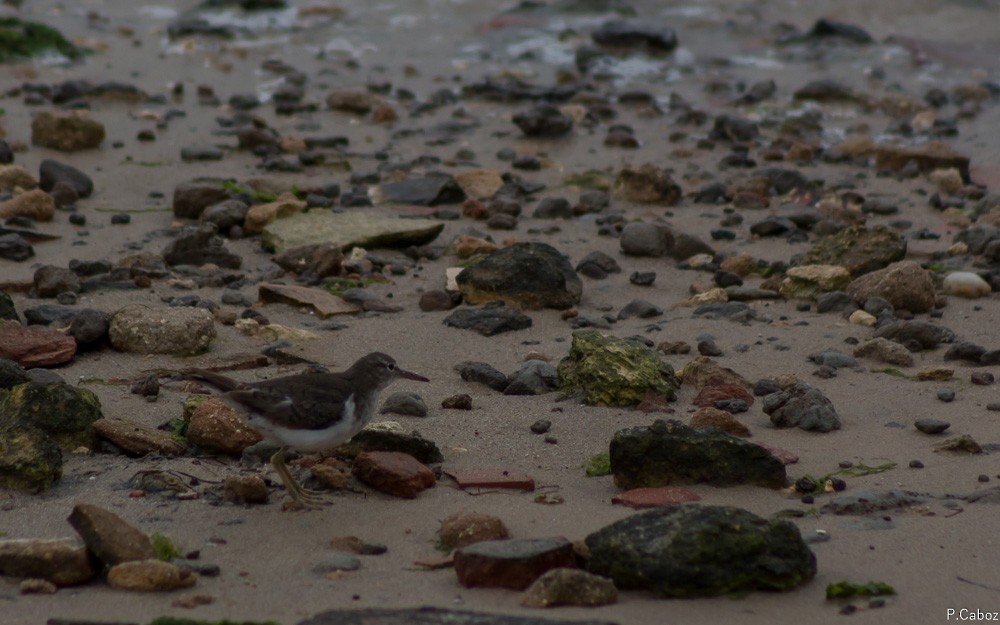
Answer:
[244, 394, 373, 453]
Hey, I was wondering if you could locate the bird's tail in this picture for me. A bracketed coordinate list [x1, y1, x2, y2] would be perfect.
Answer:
[178, 368, 244, 393]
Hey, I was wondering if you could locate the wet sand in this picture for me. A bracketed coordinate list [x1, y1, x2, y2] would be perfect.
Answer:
[2, 1, 1000, 623]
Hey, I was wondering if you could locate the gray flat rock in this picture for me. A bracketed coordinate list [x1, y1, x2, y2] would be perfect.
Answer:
[261, 210, 444, 253]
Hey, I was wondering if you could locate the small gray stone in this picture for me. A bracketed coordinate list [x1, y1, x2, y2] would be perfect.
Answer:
[312, 553, 361, 574]
[504, 361, 559, 396]
[914, 418, 950, 435]
[619, 222, 669, 257]
[617, 299, 662, 320]
[808, 350, 858, 369]
[455, 361, 508, 391]
[380, 391, 428, 417]
[763, 383, 841, 432]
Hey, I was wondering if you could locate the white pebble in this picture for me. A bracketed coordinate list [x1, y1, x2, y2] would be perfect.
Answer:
[943, 272, 991, 299]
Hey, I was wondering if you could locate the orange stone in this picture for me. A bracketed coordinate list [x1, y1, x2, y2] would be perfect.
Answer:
[612, 487, 702, 509]
[443, 467, 535, 492]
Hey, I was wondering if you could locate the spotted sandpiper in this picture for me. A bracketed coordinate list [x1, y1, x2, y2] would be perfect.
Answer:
[183, 352, 429, 508]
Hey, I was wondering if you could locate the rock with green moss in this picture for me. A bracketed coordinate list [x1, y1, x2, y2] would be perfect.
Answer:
[779, 264, 851, 299]
[0, 382, 102, 449]
[609, 420, 785, 489]
[0, 289, 18, 322]
[0, 420, 62, 491]
[557, 330, 678, 407]
[0, 18, 80, 62]
[795, 225, 906, 277]
[585, 504, 816, 597]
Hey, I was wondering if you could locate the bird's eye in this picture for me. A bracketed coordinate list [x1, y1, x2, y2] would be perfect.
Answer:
[386, 363, 395, 370]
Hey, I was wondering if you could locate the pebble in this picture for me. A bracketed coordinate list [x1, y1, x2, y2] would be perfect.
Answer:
[529, 419, 551, 434]
[937, 390, 956, 403]
[914, 418, 951, 435]
[629, 271, 656, 286]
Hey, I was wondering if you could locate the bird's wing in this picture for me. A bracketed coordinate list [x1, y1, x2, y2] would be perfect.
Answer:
[226, 373, 353, 430]
[182, 368, 244, 393]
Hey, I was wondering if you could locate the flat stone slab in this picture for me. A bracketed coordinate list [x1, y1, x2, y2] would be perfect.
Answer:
[443, 467, 536, 492]
[454, 538, 577, 590]
[258, 283, 360, 318]
[612, 486, 702, 509]
[298, 607, 618, 625]
[261, 210, 444, 253]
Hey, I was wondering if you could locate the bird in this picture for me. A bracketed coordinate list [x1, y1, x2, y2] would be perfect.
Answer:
[182, 352, 429, 508]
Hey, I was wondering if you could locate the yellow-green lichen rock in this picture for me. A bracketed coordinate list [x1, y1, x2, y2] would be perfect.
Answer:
[558, 330, 679, 407]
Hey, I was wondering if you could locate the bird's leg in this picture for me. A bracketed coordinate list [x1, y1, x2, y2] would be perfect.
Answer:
[269, 448, 331, 508]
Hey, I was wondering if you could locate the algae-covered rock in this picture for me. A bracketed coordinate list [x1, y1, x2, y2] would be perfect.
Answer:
[0, 382, 102, 449]
[795, 225, 906, 277]
[558, 330, 679, 407]
[0, 420, 62, 491]
[457, 242, 582, 310]
[0, 18, 81, 62]
[779, 265, 852, 299]
[609, 420, 785, 489]
[585, 504, 816, 597]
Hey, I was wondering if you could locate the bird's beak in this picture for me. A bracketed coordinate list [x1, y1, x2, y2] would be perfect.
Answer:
[397, 367, 429, 382]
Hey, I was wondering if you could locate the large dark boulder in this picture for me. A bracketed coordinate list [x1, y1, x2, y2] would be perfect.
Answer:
[585, 504, 816, 597]
[609, 420, 785, 489]
[457, 242, 582, 310]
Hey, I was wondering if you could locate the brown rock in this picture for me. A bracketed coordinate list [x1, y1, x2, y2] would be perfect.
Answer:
[419, 290, 458, 312]
[0, 189, 56, 222]
[438, 512, 510, 551]
[272, 243, 344, 279]
[67, 503, 156, 566]
[453, 169, 504, 200]
[691, 383, 754, 410]
[451, 235, 498, 259]
[107, 559, 196, 591]
[311, 457, 352, 489]
[853, 337, 915, 367]
[689, 407, 752, 437]
[613, 163, 681, 205]
[441, 393, 473, 410]
[258, 283, 359, 318]
[0, 165, 38, 192]
[454, 538, 576, 590]
[611, 486, 702, 509]
[352, 451, 435, 498]
[31, 111, 105, 152]
[19, 578, 57, 594]
[755, 442, 799, 465]
[0, 538, 95, 587]
[873, 141, 970, 177]
[222, 475, 269, 504]
[521, 568, 618, 608]
[92, 419, 187, 457]
[329, 536, 365, 553]
[326, 88, 378, 113]
[719, 254, 757, 277]
[372, 102, 398, 123]
[846, 260, 936, 313]
[444, 467, 536, 492]
[915, 367, 954, 381]
[172, 182, 231, 219]
[0, 322, 76, 367]
[186, 396, 262, 456]
[679, 357, 752, 391]
[172, 593, 215, 608]
[244, 193, 307, 233]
